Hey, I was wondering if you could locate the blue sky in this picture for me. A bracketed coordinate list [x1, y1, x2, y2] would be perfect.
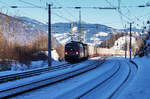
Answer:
[0, 0, 150, 29]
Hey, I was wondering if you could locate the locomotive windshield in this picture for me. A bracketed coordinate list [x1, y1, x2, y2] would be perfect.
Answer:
[65, 42, 80, 53]
[65, 46, 76, 51]
[65, 44, 78, 51]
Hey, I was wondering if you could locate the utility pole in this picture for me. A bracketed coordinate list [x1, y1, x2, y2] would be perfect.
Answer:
[70, 23, 74, 41]
[48, 4, 51, 67]
[125, 35, 127, 58]
[73, 6, 116, 42]
[96, 24, 99, 33]
[147, 20, 150, 39]
[129, 23, 132, 60]
[78, 8, 82, 42]
[83, 31, 86, 43]
[124, 25, 127, 58]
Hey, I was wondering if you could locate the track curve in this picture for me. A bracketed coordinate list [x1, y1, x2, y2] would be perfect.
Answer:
[79, 59, 138, 99]
[0, 58, 105, 98]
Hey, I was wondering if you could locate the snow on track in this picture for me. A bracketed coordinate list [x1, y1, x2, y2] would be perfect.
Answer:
[80, 59, 129, 99]
[1, 57, 103, 98]
[6, 57, 138, 99]
[110, 59, 137, 99]
[10, 58, 111, 99]
[118, 56, 150, 99]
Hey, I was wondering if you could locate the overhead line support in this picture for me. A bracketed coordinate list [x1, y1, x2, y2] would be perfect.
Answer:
[48, 4, 51, 67]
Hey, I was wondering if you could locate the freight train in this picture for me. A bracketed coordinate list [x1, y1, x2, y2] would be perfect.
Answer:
[65, 41, 126, 63]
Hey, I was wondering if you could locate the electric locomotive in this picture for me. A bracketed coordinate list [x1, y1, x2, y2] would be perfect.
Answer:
[65, 41, 88, 63]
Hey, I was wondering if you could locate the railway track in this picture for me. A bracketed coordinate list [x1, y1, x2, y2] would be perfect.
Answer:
[77, 62, 121, 99]
[78, 59, 138, 99]
[0, 58, 105, 98]
[109, 60, 138, 99]
[0, 63, 72, 83]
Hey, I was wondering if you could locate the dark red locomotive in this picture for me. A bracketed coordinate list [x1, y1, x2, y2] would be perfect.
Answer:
[65, 41, 88, 63]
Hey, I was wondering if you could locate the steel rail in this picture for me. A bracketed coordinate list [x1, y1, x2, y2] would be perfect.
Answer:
[78, 60, 138, 99]
[0, 63, 72, 83]
[109, 60, 138, 99]
[0, 58, 105, 98]
[77, 62, 121, 99]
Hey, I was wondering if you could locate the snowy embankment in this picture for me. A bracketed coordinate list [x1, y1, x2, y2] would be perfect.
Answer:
[119, 56, 150, 99]
[10, 58, 116, 99]
[0, 57, 102, 98]
[0, 50, 65, 77]
[81, 59, 134, 99]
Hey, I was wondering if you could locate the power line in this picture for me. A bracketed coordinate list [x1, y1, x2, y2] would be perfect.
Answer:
[50, 0, 77, 23]
[52, 12, 73, 22]
[9, 0, 117, 23]
[18, 0, 45, 9]
[105, 0, 114, 7]
[105, 0, 130, 28]
[118, 0, 121, 9]
[117, 0, 126, 29]
[51, 0, 78, 22]
[17, 0, 74, 22]
[1, 0, 150, 29]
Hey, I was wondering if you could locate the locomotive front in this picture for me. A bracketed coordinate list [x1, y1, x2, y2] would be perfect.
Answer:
[65, 42, 81, 62]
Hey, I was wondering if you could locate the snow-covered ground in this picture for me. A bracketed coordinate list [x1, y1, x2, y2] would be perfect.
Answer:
[1, 55, 150, 99]
[11, 50, 66, 70]
[9, 57, 116, 99]
[0, 50, 66, 76]
[6, 57, 131, 99]
[119, 56, 150, 99]
[8, 56, 150, 99]
[112, 35, 138, 50]
[0, 58, 100, 98]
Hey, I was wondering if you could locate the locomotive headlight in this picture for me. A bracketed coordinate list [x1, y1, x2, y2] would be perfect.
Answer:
[76, 51, 79, 55]
[65, 52, 67, 55]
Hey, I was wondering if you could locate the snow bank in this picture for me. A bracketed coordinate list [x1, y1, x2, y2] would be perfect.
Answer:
[119, 56, 150, 99]
[10, 50, 64, 71]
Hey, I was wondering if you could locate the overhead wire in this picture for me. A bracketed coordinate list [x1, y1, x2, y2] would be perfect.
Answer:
[105, 0, 133, 22]
[104, 0, 127, 29]
[0, 0, 150, 29]
[17, 0, 74, 23]
[18, 0, 45, 9]
[117, 0, 125, 28]
[0, 0, 119, 24]
[52, 0, 78, 22]
[131, 1, 150, 29]
[52, 12, 73, 22]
